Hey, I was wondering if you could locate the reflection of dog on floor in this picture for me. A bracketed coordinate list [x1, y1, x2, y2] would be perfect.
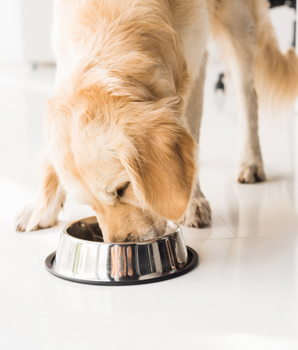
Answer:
[16, 0, 298, 242]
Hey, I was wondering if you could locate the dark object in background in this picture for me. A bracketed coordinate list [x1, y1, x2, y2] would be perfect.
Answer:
[269, 0, 296, 47]
[269, 0, 296, 9]
[215, 73, 225, 92]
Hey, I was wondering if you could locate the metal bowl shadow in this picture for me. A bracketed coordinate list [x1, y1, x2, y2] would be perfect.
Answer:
[45, 216, 198, 285]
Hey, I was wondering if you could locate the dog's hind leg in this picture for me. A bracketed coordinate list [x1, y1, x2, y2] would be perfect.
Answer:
[180, 51, 212, 228]
[16, 154, 66, 232]
[212, 2, 265, 183]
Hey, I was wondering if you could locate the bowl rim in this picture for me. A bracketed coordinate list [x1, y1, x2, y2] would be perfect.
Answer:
[63, 216, 181, 246]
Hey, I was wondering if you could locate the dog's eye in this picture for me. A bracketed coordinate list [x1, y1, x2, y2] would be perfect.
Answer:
[116, 182, 130, 198]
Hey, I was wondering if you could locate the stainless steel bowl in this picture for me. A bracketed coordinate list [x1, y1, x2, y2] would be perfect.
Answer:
[45, 216, 198, 285]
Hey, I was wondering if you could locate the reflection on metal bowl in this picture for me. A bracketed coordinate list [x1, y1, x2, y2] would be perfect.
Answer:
[45, 216, 198, 285]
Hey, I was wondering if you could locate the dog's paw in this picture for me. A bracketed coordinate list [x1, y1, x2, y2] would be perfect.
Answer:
[16, 204, 57, 232]
[237, 163, 266, 184]
[16, 204, 35, 232]
[180, 197, 212, 228]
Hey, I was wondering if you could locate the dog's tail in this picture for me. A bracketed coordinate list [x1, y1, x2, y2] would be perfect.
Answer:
[254, 1, 298, 118]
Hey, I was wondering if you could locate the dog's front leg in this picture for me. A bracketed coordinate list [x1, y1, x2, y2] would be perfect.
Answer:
[16, 154, 66, 232]
[180, 52, 212, 228]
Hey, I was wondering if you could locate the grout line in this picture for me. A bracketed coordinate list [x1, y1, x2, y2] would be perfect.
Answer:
[185, 233, 298, 243]
[273, 301, 298, 341]
[0, 246, 58, 253]
[212, 206, 237, 238]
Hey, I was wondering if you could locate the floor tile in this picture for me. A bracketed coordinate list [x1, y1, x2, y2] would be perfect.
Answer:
[181, 206, 234, 241]
[275, 300, 298, 338]
[190, 235, 298, 305]
[1, 302, 298, 350]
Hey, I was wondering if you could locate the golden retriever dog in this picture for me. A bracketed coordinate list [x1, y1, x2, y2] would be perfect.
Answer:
[16, 0, 298, 242]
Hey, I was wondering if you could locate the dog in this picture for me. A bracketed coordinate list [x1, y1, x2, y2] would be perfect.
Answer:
[16, 0, 298, 242]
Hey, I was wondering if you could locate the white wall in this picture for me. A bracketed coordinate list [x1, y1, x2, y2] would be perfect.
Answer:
[0, 0, 54, 64]
[21, 0, 54, 63]
[0, 1, 24, 63]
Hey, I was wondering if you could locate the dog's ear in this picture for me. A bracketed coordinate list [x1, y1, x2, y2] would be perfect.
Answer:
[118, 117, 197, 221]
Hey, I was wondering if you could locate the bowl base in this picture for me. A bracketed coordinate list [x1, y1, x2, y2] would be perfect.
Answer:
[45, 247, 198, 286]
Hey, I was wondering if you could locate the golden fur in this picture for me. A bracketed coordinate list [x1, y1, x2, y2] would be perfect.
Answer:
[16, 0, 298, 242]
[211, 0, 298, 119]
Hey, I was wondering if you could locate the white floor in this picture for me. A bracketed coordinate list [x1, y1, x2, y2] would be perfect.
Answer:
[1, 61, 298, 350]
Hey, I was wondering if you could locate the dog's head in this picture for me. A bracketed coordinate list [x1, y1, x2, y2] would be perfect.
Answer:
[47, 87, 196, 242]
